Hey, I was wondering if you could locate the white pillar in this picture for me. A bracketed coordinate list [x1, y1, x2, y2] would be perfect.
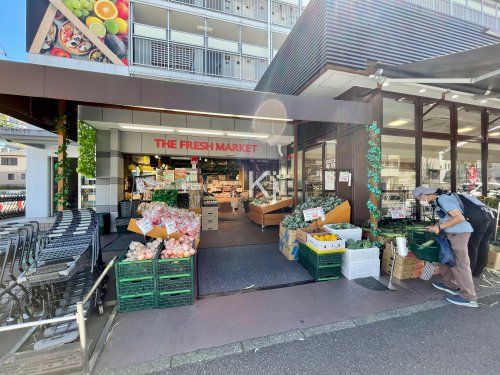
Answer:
[25, 146, 51, 218]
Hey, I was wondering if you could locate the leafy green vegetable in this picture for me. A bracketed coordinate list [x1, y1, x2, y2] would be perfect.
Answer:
[281, 196, 344, 230]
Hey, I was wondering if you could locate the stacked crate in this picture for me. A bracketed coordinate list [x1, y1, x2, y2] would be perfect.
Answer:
[115, 251, 156, 313]
[156, 255, 194, 308]
[202, 198, 219, 231]
[382, 243, 424, 279]
[298, 242, 343, 281]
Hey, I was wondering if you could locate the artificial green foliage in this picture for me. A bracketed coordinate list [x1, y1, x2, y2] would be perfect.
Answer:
[54, 115, 71, 208]
[365, 122, 382, 242]
[76, 121, 96, 178]
[282, 195, 344, 229]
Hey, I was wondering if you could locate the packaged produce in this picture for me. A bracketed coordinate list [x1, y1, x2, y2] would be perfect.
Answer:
[124, 239, 162, 261]
[137, 202, 200, 237]
[282, 196, 344, 230]
[312, 233, 339, 241]
[160, 235, 197, 259]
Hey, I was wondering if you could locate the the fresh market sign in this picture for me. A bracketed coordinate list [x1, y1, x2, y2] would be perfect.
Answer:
[154, 138, 258, 153]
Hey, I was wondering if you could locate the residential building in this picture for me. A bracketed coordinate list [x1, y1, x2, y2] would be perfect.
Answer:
[0, 150, 26, 187]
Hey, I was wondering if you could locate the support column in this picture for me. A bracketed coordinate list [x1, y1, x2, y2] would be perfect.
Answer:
[293, 123, 298, 205]
[481, 108, 488, 197]
[26, 146, 51, 218]
[57, 101, 67, 212]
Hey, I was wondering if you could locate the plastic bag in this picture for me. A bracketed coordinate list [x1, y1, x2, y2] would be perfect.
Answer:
[435, 235, 456, 267]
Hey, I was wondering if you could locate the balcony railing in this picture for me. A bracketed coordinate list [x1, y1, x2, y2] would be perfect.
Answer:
[406, 0, 500, 31]
[160, 0, 302, 26]
[133, 36, 269, 82]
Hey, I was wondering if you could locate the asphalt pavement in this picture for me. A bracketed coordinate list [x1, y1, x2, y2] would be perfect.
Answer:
[150, 293, 500, 375]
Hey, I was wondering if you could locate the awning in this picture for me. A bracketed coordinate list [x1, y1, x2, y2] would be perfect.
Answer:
[384, 43, 500, 97]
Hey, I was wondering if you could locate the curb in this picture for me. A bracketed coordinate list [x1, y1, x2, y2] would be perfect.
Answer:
[97, 289, 500, 374]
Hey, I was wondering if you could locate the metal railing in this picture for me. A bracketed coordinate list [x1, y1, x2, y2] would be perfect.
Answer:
[133, 36, 269, 82]
[0, 193, 26, 220]
[0, 258, 116, 375]
[162, 0, 301, 25]
[406, 0, 500, 31]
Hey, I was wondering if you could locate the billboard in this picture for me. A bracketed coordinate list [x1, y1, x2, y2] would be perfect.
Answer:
[28, 0, 129, 66]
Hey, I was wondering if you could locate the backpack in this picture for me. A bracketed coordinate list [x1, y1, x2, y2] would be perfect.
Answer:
[436, 193, 493, 233]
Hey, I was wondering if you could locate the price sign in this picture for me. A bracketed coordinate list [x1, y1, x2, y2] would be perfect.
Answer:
[303, 207, 325, 222]
[164, 220, 177, 235]
[136, 218, 153, 235]
[390, 208, 406, 219]
[136, 178, 146, 193]
[165, 170, 175, 184]
[325, 170, 336, 191]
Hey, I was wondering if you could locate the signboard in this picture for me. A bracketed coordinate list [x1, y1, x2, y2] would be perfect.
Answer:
[135, 178, 146, 193]
[28, 0, 129, 66]
[303, 207, 325, 222]
[390, 208, 406, 219]
[339, 171, 350, 182]
[154, 138, 258, 154]
[136, 217, 153, 235]
[325, 170, 335, 191]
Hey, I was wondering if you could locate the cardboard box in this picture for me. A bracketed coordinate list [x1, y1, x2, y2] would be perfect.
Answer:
[487, 245, 500, 270]
[307, 234, 346, 251]
[296, 227, 329, 244]
[280, 241, 299, 261]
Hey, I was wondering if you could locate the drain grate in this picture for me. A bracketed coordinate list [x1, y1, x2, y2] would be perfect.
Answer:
[354, 277, 388, 291]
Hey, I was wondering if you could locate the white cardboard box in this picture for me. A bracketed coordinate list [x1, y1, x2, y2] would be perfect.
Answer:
[342, 247, 380, 264]
[322, 225, 362, 241]
[341, 259, 380, 280]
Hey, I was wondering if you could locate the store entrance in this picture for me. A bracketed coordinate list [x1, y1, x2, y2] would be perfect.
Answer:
[122, 153, 312, 297]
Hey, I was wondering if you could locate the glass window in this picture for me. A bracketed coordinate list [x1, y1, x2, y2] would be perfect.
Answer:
[304, 146, 323, 200]
[423, 103, 450, 133]
[324, 140, 336, 193]
[487, 143, 500, 195]
[457, 141, 481, 194]
[381, 136, 416, 217]
[8, 174, 14, 181]
[489, 111, 500, 139]
[383, 97, 415, 131]
[422, 139, 451, 191]
[1, 157, 18, 166]
[458, 107, 481, 138]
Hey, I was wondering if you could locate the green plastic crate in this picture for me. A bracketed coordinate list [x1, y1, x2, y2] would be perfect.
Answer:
[118, 292, 156, 312]
[115, 250, 155, 280]
[157, 290, 193, 309]
[408, 230, 440, 263]
[298, 254, 342, 282]
[116, 276, 155, 296]
[157, 273, 193, 292]
[156, 256, 193, 276]
[298, 243, 343, 268]
[116, 224, 129, 234]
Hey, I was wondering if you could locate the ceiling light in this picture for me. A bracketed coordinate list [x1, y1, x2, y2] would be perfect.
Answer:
[196, 25, 213, 33]
[451, 94, 459, 99]
[419, 89, 426, 93]
[386, 119, 410, 127]
[457, 106, 464, 111]
[489, 125, 500, 132]
[480, 99, 488, 104]
[119, 125, 174, 132]
[382, 82, 389, 87]
[457, 141, 469, 147]
[457, 127, 474, 134]
[397, 97, 406, 102]
[177, 129, 225, 136]
[226, 132, 269, 139]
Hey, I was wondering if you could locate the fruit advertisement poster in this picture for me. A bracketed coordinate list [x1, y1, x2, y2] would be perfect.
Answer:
[28, 0, 129, 66]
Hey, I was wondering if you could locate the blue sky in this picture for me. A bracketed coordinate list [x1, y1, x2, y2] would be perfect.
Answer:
[0, 0, 27, 62]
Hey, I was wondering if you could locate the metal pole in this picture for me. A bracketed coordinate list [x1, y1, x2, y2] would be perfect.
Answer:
[0, 314, 76, 333]
[495, 202, 499, 240]
[83, 257, 116, 304]
[77, 301, 90, 375]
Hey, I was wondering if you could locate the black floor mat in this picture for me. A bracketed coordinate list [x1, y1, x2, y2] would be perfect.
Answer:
[199, 220, 279, 248]
[354, 277, 388, 291]
[101, 233, 144, 252]
[198, 243, 314, 297]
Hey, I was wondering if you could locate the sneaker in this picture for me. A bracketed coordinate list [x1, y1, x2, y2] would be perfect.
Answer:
[432, 282, 460, 295]
[446, 295, 478, 308]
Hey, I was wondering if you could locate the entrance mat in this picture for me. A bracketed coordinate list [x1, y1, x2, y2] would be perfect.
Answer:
[198, 243, 314, 297]
[353, 277, 388, 291]
[199, 220, 279, 248]
[101, 233, 144, 252]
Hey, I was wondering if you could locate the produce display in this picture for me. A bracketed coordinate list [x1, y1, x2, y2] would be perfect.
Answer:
[137, 202, 200, 237]
[251, 196, 291, 206]
[152, 189, 177, 207]
[159, 236, 197, 259]
[282, 196, 345, 230]
[326, 223, 356, 230]
[124, 239, 162, 261]
[312, 233, 339, 242]
[346, 239, 375, 249]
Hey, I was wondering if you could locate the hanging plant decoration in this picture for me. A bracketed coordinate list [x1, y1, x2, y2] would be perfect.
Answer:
[365, 122, 382, 243]
[54, 114, 71, 209]
[76, 121, 96, 178]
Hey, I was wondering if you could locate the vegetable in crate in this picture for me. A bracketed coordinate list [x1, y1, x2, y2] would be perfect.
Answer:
[125, 239, 162, 261]
[312, 234, 339, 241]
[346, 239, 374, 249]
[282, 196, 344, 229]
